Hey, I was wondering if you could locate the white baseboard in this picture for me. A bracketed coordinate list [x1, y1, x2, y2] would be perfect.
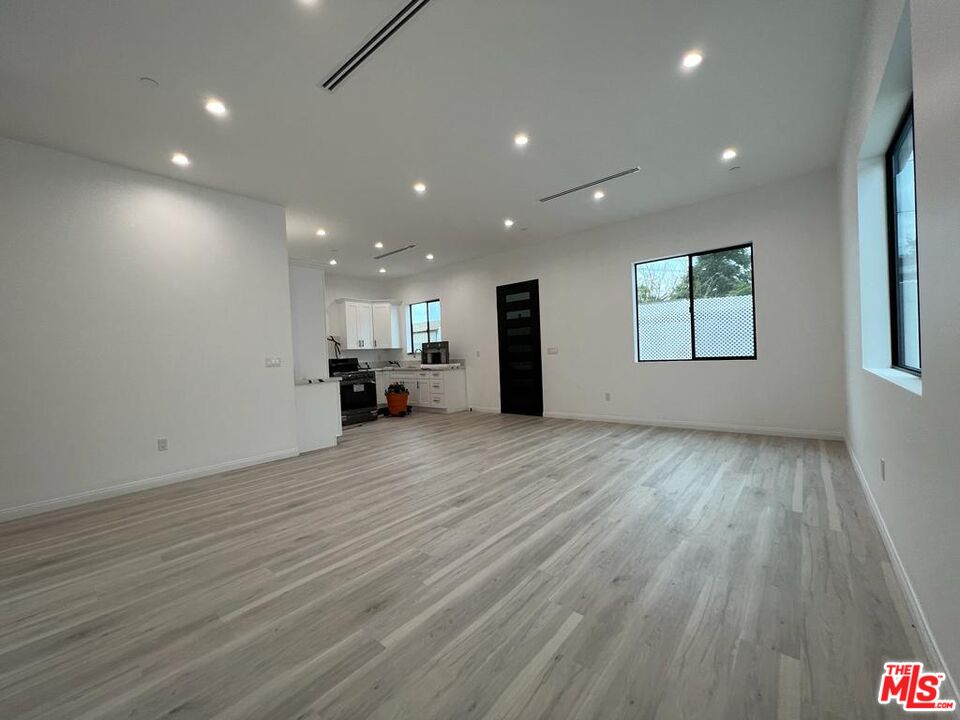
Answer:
[0, 447, 300, 523]
[469, 406, 501, 414]
[542, 410, 844, 441]
[846, 443, 959, 709]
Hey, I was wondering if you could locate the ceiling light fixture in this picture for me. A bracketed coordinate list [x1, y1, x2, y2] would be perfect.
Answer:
[721, 147, 738, 161]
[379, 267, 387, 273]
[413, 181, 427, 194]
[514, 132, 529, 148]
[328, 259, 338, 266]
[425, 253, 434, 260]
[374, 241, 384, 249]
[204, 98, 228, 117]
[682, 50, 704, 70]
[504, 218, 515, 228]
[593, 189, 606, 201]
[316, 227, 327, 237]
[170, 152, 191, 167]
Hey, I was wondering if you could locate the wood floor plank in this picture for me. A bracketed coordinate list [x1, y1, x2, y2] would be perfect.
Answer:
[0, 412, 928, 719]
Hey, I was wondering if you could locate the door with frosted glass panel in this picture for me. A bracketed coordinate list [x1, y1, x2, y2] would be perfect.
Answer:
[496, 280, 543, 416]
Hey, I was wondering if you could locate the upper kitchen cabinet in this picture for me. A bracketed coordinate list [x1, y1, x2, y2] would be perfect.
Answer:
[372, 302, 402, 350]
[336, 299, 402, 350]
[344, 301, 372, 350]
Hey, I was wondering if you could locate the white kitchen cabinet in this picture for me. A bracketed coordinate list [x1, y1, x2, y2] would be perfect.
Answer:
[343, 302, 359, 349]
[380, 369, 467, 413]
[372, 302, 401, 349]
[337, 300, 400, 350]
[343, 301, 373, 350]
[374, 369, 391, 406]
[356, 303, 373, 349]
[416, 371, 432, 406]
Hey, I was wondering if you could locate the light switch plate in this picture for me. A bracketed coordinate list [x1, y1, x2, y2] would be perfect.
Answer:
[265, 357, 282, 368]
[547, 347, 559, 355]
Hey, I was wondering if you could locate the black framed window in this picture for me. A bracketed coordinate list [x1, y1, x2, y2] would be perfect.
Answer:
[634, 244, 756, 362]
[408, 299, 441, 354]
[886, 105, 921, 374]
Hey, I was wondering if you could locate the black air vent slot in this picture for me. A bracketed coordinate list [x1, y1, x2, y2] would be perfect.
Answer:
[321, 0, 435, 92]
[539, 166, 641, 203]
[375, 244, 416, 260]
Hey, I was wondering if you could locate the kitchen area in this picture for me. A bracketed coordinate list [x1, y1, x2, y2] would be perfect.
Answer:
[288, 263, 468, 452]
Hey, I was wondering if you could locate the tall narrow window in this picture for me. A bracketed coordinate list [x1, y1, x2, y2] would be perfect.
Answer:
[634, 244, 755, 361]
[887, 106, 921, 374]
[408, 299, 441, 354]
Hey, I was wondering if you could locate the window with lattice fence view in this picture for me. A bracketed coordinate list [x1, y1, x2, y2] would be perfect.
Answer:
[634, 244, 756, 361]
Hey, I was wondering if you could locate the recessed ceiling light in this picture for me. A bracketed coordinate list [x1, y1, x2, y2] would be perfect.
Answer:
[425, 253, 435, 260]
[374, 241, 384, 249]
[204, 98, 228, 117]
[721, 147, 738, 161]
[504, 218, 515, 228]
[171, 152, 191, 167]
[682, 50, 704, 70]
[413, 181, 427, 194]
[379, 267, 387, 274]
[298, 0, 319, 6]
[328, 259, 337, 266]
[593, 189, 606, 201]
[316, 227, 327, 237]
[514, 132, 529, 148]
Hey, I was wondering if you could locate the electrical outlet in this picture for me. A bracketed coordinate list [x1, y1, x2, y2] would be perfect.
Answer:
[880, 458, 886, 481]
[476, 350, 481, 358]
[604, 392, 611, 401]
[157, 438, 168, 452]
[547, 347, 559, 355]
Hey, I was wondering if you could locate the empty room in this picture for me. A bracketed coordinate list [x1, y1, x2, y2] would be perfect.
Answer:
[1, 0, 958, 718]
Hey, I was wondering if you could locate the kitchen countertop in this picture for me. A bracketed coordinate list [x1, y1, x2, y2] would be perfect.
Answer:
[294, 377, 340, 385]
[374, 365, 464, 372]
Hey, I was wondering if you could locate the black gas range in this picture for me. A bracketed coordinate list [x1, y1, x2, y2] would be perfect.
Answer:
[329, 358, 378, 426]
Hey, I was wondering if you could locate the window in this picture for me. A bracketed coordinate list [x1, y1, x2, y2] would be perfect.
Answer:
[408, 299, 441, 354]
[886, 105, 921, 374]
[634, 244, 756, 361]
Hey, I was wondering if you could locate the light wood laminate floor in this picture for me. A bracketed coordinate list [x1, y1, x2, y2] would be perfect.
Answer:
[0, 412, 927, 719]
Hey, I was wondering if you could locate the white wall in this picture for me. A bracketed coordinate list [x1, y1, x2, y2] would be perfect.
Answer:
[840, 0, 960, 687]
[289, 263, 329, 379]
[393, 168, 846, 438]
[0, 138, 298, 517]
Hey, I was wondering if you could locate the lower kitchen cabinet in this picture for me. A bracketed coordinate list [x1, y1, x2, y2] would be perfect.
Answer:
[375, 369, 390, 407]
[382, 369, 467, 413]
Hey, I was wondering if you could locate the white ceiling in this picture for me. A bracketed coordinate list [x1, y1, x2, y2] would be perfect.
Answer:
[0, 0, 864, 277]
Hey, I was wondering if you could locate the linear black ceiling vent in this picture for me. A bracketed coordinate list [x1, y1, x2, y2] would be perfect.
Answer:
[321, 0, 435, 92]
[374, 244, 416, 260]
[538, 166, 641, 203]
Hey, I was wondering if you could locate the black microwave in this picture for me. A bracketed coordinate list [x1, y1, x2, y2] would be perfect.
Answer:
[421, 341, 449, 365]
